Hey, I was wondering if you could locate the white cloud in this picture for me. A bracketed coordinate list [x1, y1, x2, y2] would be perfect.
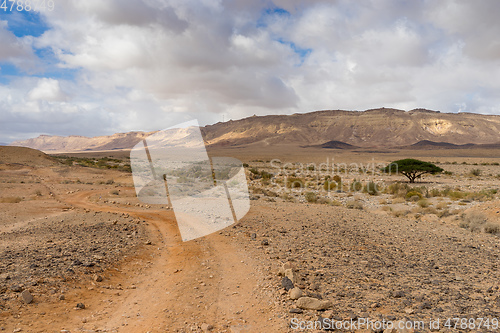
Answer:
[1, 0, 500, 143]
[28, 78, 67, 102]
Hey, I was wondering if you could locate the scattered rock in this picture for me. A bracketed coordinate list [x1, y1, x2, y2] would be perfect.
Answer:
[296, 296, 332, 310]
[289, 308, 303, 314]
[261, 239, 269, 246]
[281, 277, 294, 291]
[201, 323, 214, 331]
[21, 290, 33, 304]
[289, 287, 302, 300]
[10, 285, 22, 292]
[76, 303, 85, 309]
[93, 274, 103, 282]
[284, 268, 295, 283]
[59, 294, 65, 300]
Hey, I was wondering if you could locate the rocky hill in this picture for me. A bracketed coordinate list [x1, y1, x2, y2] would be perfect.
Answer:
[397, 140, 500, 150]
[202, 108, 500, 148]
[0, 146, 57, 166]
[10, 108, 500, 152]
[11, 132, 153, 153]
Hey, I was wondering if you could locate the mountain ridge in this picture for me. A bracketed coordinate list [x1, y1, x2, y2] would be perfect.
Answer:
[10, 108, 500, 152]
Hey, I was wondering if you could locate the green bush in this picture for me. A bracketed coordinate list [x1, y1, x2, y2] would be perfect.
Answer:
[304, 192, 318, 203]
[351, 179, 362, 192]
[249, 168, 259, 175]
[405, 191, 423, 201]
[323, 181, 337, 191]
[332, 175, 342, 183]
[260, 171, 273, 180]
[364, 181, 378, 195]
[287, 177, 304, 188]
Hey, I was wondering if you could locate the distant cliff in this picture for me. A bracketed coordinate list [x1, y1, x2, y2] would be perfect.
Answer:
[11, 108, 500, 152]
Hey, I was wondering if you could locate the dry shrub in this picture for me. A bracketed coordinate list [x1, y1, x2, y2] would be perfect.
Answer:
[281, 193, 295, 202]
[429, 188, 442, 197]
[459, 212, 487, 232]
[386, 182, 407, 196]
[484, 222, 500, 234]
[328, 199, 342, 206]
[417, 199, 430, 208]
[422, 207, 438, 215]
[436, 201, 449, 210]
[304, 192, 318, 203]
[412, 207, 423, 214]
[346, 200, 363, 210]
[392, 209, 410, 217]
[470, 169, 481, 176]
[317, 197, 330, 204]
[392, 197, 405, 204]
[436, 209, 453, 218]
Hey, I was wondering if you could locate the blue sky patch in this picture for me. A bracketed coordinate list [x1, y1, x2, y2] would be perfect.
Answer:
[2, 9, 49, 37]
[0, 62, 19, 83]
[276, 38, 312, 64]
[257, 6, 290, 28]
[32, 47, 77, 80]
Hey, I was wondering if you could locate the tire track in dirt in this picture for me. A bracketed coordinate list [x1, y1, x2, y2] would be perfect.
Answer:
[47, 189, 279, 332]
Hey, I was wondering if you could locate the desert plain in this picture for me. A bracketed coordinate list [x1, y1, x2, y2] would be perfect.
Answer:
[0, 141, 500, 333]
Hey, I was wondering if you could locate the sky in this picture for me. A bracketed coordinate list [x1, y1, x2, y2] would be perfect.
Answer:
[1, 0, 500, 143]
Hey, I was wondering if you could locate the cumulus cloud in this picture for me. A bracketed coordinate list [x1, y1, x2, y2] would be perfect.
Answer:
[28, 78, 67, 101]
[1, 0, 500, 142]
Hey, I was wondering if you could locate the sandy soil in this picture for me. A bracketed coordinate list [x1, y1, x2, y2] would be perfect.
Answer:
[0, 158, 283, 332]
[1, 147, 500, 333]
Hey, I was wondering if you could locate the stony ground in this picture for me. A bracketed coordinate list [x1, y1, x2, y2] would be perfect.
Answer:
[233, 199, 500, 332]
[0, 209, 146, 309]
[1, 150, 500, 332]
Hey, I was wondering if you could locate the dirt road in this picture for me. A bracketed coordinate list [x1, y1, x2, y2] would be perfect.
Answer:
[9, 189, 280, 332]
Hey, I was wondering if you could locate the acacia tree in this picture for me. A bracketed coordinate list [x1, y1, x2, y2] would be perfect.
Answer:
[383, 159, 443, 183]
